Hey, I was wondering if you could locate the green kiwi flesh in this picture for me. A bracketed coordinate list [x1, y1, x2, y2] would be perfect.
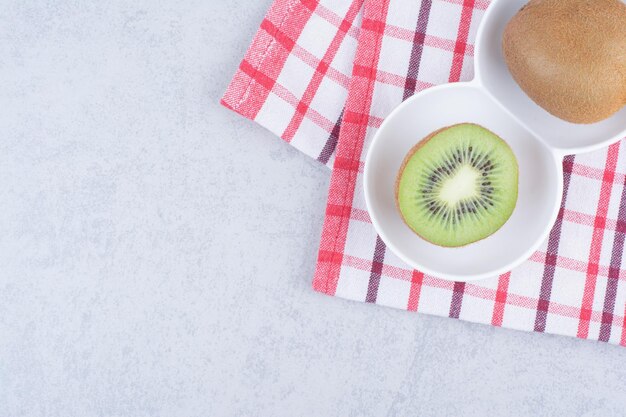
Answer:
[396, 123, 518, 247]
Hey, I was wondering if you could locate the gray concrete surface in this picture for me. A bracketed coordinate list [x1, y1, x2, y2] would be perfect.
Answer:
[1, 1, 625, 416]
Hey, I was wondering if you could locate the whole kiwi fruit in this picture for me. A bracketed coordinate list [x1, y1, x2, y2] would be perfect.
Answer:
[503, 0, 626, 124]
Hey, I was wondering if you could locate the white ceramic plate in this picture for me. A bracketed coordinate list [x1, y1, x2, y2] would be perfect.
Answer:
[364, 0, 626, 282]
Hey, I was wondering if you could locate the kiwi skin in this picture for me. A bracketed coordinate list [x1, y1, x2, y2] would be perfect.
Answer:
[503, 0, 626, 124]
[394, 123, 519, 248]
[394, 126, 447, 210]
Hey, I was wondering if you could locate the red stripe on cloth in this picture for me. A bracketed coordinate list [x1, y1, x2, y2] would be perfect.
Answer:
[382, 24, 475, 56]
[444, 0, 489, 10]
[260, 18, 296, 51]
[468, 283, 625, 326]
[599, 150, 626, 342]
[240, 59, 276, 90]
[529, 251, 626, 283]
[282, 0, 364, 143]
[407, 271, 424, 311]
[269, 81, 336, 132]
[221, 0, 316, 119]
[341, 110, 384, 128]
[326, 203, 353, 218]
[577, 143, 620, 339]
[361, 17, 387, 34]
[315, 250, 344, 295]
[369, 115, 384, 128]
[378, 69, 434, 91]
[221, 57, 276, 120]
[318, 250, 344, 266]
[292, 41, 444, 91]
[449, 0, 475, 82]
[340, 253, 625, 326]
[491, 272, 511, 327]
[333, 157, 361, 172]
[563, 209, 617, 231]
[291, 44, 351, 87]
[349, 206, 371, 223]
[260, 47, 437, 92]
[352, 63, 379, 81]
[571, 163, 626, 184]
[313, 0, 392, 295]
[314, 3, 361, 39]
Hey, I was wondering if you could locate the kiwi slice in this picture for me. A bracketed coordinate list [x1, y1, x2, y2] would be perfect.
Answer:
[395, 123, 518, 247]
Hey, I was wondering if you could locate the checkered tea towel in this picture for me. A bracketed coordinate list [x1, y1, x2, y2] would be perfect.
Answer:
[222, 0, 626, 346]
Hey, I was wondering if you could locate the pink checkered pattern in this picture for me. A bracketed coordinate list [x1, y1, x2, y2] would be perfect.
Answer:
[222, 0, 626, 346]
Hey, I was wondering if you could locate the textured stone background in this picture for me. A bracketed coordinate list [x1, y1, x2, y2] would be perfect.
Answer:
[1, 1, 625, 416]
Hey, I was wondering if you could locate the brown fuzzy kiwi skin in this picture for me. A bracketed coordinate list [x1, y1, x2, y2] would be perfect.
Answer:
[502, 0, 626, 124]
[394, 123, 519, 248]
